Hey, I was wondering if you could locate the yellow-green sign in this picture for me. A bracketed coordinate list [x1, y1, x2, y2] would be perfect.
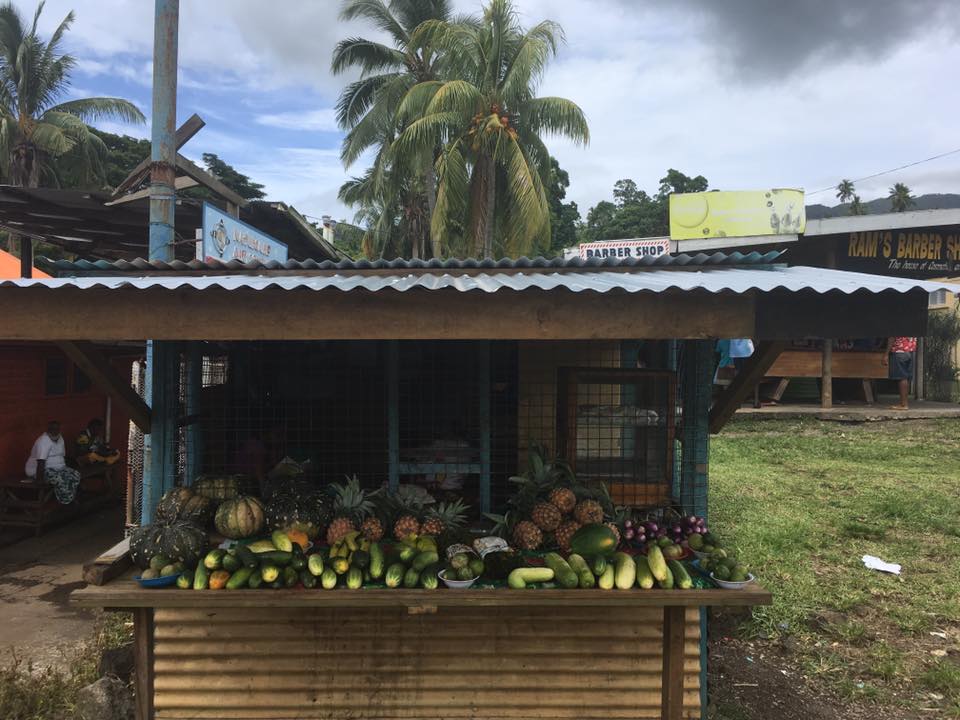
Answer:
[669, 189, 805, 240]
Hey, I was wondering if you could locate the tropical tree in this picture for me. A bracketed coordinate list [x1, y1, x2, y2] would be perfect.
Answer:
[849, 194, 867, 216]
[394, 0, 589, 258]
[888, 182, 915, 213]
[835, 178, 855, 204]
[0, 2, 144, 189]
[331, 0, 453, 259]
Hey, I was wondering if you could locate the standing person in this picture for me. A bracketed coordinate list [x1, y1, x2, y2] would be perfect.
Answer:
[887, 336, 917, 410]
[25, 421, 81, 504]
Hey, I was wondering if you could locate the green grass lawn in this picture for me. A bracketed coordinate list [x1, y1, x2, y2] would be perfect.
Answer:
[711, 418, 960, 714]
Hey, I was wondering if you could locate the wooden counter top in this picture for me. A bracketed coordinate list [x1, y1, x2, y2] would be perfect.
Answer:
[73, 572, 771, 610]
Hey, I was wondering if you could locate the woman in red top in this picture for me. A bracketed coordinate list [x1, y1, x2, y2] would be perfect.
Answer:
[887, 337, 917, 410]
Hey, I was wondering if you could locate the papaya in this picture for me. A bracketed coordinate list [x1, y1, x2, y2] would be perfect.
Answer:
[570, 524, 618, 557]
[208, 570, 230, 590]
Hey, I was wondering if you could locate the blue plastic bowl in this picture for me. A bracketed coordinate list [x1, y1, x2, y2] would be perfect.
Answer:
[134, 573, 182, 588]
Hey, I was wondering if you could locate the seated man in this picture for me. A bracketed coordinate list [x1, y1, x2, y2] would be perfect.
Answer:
[76, 418, 121, 467]
[25, 421, 81, 504]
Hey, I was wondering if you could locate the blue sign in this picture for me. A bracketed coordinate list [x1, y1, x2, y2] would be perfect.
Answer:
[202, 202, 288, 263]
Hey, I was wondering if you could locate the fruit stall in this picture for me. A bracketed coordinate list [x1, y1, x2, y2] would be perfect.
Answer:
[1, 252, 950, 720]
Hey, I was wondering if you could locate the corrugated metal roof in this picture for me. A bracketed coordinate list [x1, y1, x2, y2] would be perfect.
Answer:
[44, 250, 782, 273]
[4, 264, 955, 296]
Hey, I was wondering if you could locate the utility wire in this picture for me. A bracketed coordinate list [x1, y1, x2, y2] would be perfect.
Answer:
[807, 147, 960, 196]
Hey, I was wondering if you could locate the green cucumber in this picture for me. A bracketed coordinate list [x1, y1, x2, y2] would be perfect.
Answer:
[247, 572, 263, 589]
[203, 549, 226, 571]
[657, 562, 675, 590]
[271, 530, 294, 553]
[235, 545, 258, 569]
[257, 551, 292, 567]
[320, 568, 338, 589]
[346, 567, 363, 589]
[300, 570, 317, 589]
[385, 562, 406, 588]
[225, 566, 254, 589]
[420, 564, 439, 589]
[193, 561, 209, 590]
[397, 545, 417, 563]
[597, 563, 615, 590]
[567, 554, 595, 588]
[507, 567, 554, 589]
[543, 553, 579, 589]
[307, 553, 325, 577]
[635, 556, 655, 589]
[412, 550, 439, 573]
[369, 542, 385, 580]
[612, 552, 637, 590]
[591, 555, 607, 577]
[260, 564, 280, 583]
[176, 571, 193, 590]
[283, 566, 299, 588]
[221, 551, 242, 574]
[403, 566, 421, 589]
[646, 545, 669, 583]
[668, 560, 692, 589]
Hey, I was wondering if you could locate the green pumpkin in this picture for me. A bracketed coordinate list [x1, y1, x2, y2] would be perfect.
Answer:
[155, 487, 214, 527]
[192, 475, 245, 504]
[214, 496, 266, 539]
[129, 521, 209, 570]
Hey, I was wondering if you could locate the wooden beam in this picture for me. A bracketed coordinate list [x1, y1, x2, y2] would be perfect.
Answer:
[5, 288, 755, 341]
[112, 113, 206, 197]
[133, 608, 155, 720]
[176, 153, 248, 208]
[709, 340, 788, 434]
[661, 606, 686, 720]
[104, 176, 198, 206]
[18, 235, 31, 278]
[56, 341, 151, 433]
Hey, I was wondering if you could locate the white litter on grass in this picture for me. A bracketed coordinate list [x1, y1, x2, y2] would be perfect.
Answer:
[862, 555, 901, 575]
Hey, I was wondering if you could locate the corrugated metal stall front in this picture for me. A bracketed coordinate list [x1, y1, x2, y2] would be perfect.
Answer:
[152, 606, 701, 719]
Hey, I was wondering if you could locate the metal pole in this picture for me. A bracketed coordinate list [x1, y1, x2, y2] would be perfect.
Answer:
[149, 0, 179, 262]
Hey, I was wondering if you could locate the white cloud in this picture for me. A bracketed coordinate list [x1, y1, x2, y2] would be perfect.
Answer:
[255, 109, 339, 133]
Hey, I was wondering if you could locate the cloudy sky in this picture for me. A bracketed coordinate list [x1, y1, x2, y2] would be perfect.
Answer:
[24, 0, 960, 224]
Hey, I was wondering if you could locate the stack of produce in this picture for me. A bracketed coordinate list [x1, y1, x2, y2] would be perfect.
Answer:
[693, 535, 751, 582]
[623, 514, 708, 546]
[442, 549, 484, 582]
[383, 534, 441, 589]
[488, 448, 618, 553]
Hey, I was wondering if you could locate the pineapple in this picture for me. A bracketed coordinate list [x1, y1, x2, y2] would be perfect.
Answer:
[361, 516, 384, 542]
[326, 475, 378, 546]
[530, 501, 561, 532]
[548, 487, 576, 515]
[393, 515, 421, 541]
[555, 519, 581, 554]
[512, 520, 542, 551]
[573, 499, 603, 525]
[421, 499, 469, 537]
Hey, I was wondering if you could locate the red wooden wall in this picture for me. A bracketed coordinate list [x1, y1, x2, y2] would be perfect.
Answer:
[0, 343, 139, 478]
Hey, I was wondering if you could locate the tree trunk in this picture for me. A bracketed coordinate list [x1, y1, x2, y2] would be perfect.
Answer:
[471, 154, 496, 258]
[424, 157, 440, 259]
[10, 142, 40, 276]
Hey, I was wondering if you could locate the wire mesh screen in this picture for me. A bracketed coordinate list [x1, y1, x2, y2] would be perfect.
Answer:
[126, 359, 146, 528]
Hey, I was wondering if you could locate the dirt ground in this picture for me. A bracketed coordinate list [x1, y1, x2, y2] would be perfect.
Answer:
[0, 505, 124, 667]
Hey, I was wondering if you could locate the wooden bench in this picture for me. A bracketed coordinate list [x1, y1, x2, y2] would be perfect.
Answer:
[0, 465, 116, 536]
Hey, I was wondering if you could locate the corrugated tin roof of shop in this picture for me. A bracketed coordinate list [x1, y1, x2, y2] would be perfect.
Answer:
[43, 250, 782, 273]
[6, 263, 956, 296]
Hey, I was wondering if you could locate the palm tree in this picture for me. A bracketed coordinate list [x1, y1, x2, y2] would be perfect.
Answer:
[835, 179, 854, 204]
[888, 182, 915, 213]
[849, 194, 867, 216]
[0, 2, 144, 189]
[394, 0, 589, 258]
[331, 0, 453, 259]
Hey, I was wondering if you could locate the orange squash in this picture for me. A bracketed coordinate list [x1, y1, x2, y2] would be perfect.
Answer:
[208, 570, 231, 590]
[286, 529, 309, 550]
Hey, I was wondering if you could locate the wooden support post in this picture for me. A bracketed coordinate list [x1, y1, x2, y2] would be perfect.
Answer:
[478, 340, 491, 514]
[226, 201, 240, 219]
[862, 379, 875, 405]
[709, 341, 787, 434]
[112, 113, 205, 198]
[661, 605, 686, 720]
[387, 341, 399, 492]
[56, 341, 152, 433]
[19, 235, 32, 278]
[821, 340, 833, 409]
[133, 608, 155, 720]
